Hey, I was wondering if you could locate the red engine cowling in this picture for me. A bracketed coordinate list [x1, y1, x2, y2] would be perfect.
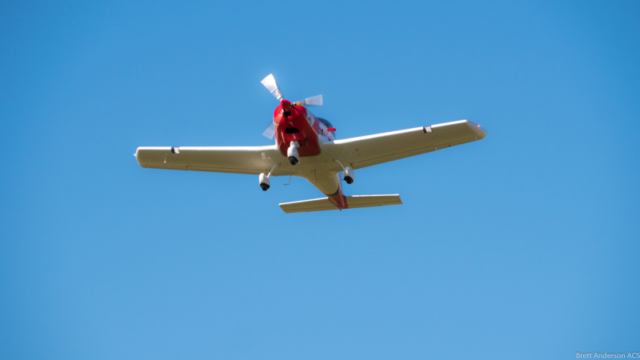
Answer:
[273, 100, 321, 158]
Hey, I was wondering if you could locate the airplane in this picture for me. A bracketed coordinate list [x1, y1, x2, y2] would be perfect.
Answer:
[135, 74, 488, 213]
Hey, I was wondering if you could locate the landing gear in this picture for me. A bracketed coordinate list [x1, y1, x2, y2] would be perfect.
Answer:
[259, 164, 280, 191]
[259, 173, 270, 191]
[343, 166, 355, 184]
[334, 159, 355, 184]
[287, 141, 300, 165]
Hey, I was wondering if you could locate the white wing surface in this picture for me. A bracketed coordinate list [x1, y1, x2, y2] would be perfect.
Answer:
[327, 120, 487, 169]
[135, 146, 289, 176]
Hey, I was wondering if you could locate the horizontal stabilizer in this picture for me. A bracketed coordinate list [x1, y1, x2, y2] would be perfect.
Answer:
[280, 195, 402, 214]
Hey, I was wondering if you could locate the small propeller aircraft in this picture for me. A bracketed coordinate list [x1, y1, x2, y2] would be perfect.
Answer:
[135, 74, 487, 213]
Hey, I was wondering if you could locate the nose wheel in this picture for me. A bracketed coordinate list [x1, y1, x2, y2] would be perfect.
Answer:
[287, 141, 300, 165]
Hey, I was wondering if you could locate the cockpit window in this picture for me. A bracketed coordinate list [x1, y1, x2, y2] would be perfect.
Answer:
[317, 118, 333, 129]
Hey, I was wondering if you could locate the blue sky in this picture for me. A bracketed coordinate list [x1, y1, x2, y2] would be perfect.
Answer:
[1, 1, 639, 359]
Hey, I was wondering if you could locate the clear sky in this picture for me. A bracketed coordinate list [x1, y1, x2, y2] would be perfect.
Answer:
[1, 1, 639, 359]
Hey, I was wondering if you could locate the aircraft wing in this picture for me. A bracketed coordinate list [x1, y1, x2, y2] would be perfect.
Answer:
[329, 120, 487, 169]
[135, 145, 289, 176]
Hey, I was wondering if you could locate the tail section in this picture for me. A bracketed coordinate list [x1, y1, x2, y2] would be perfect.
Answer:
[279, 195, 402, 214]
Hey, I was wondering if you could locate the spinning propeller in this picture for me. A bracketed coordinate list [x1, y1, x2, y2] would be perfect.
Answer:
[260, 74, 323, 139]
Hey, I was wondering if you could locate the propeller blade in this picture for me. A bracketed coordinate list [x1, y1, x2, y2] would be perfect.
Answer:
[295, 94, 323, 106]
[262, 123, 275, 139]
[261, 74, 283, 101]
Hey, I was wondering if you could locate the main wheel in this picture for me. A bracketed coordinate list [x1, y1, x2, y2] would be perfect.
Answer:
[288, 156, 299, 165]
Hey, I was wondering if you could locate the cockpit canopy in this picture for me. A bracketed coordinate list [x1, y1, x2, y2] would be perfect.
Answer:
[317, 117, 333, 130]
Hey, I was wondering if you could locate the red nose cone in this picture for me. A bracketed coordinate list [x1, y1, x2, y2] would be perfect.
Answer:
[280, 99, 292, 113]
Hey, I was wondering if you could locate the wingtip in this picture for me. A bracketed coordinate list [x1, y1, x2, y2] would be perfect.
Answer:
[464, 120, 488, 139]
